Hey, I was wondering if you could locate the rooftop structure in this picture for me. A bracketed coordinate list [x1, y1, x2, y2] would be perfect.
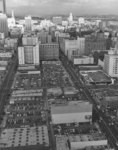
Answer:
[80, 70, 112, 85]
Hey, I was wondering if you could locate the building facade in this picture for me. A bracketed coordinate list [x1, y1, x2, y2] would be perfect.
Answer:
[60, 38, 85, 60]
[52, 17, 62, 25]
[22, 35, 38, 46]
[0, 0, 6, 14]
[0, 13, 8, 37]
[25, 16, 32, 31]
[72, 56, 94, 65]
[85, 33, 106, 55]
[40, 43, 59, 60]
[18, 43, 39, 65]
[104, 49, 118, 77]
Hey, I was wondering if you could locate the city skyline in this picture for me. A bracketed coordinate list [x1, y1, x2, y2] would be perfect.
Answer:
[4, 0, 118, 16]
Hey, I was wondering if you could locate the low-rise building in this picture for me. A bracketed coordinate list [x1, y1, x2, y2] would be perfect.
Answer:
[71, 55, 94, 65]
[51, 101, 92, 124]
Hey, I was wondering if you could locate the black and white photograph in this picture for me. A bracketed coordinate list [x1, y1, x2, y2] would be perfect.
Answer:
[0, 0, 118, 150]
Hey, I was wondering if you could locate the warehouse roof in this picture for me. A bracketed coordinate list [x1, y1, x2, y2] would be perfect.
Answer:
[0, 126, 49, 148]
[51, 102, 92, 114]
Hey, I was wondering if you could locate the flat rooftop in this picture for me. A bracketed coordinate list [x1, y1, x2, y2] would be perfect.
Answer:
[80, 70, 111, 83]
[0, 126, 49, 148]
[51, 102, 92, 114]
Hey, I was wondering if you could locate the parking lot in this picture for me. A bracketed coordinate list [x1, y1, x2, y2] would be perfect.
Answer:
[42, 61, 74, 88]
[12, 71, 42, 90]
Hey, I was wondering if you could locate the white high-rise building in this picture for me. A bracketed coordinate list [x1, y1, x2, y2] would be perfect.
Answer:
[78, 17, 85, 25]
[68, 12, 73, 24]
[104, 49, 118, 77]
[0, 13, 8, 37]
[18, 47, 25, 65]
[8, 10, 16, 28]
[22, 35, 38, 46]
[18, 42, 40, 65]
[25, 16, 32, 31]
[77, 37, 85, 54]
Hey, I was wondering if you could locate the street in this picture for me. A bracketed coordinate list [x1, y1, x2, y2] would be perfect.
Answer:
[60, 50, 118, 149]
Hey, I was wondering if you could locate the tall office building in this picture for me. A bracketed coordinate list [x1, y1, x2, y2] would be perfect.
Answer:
[104, 49, 118, 77]
[0, 0, 6, 14]
[22, 34, 38, 46]
[25, 16, 32, 31]
[68, 12, 73, 24]
[0, 13, 8, 37]
[18, 43, 40, 65]
[85, 32, 106, 55]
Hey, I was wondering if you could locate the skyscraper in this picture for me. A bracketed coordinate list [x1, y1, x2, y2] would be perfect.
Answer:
[0, 0, 6, 14]
[3, 0, 6, 14]
[18, 43, 40, 65]
[0, 13, 8, 37]
[25, 16, 32, 31]
[68, 12, 73, 24]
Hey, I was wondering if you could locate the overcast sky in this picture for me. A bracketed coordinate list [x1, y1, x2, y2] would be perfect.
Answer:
[3, 0, 118, 16]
